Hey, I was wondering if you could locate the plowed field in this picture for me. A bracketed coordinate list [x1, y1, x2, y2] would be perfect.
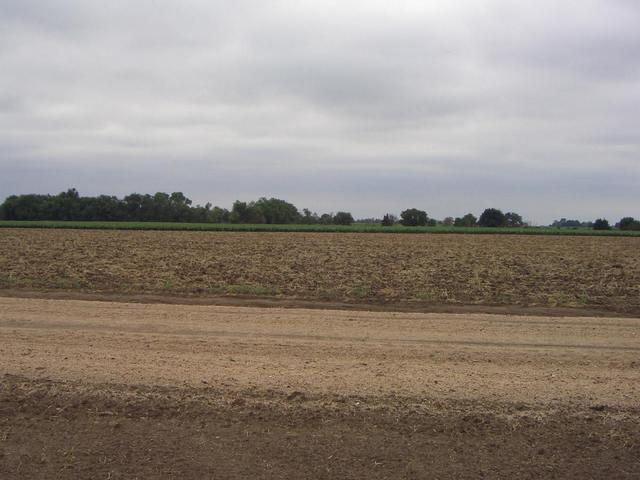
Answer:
[1, 229, 639, 313]
[2, 229, 639, 478]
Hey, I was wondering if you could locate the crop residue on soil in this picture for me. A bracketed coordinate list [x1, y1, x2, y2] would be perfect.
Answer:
[1, 229, 639, 313]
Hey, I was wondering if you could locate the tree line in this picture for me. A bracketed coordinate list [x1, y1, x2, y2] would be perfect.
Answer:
[0, 189, 637, 230]
[0, 189, 354, 225]
[385, 209, 638, 230]
[387, 208, 526, 228]
[550, 217, 640, 231]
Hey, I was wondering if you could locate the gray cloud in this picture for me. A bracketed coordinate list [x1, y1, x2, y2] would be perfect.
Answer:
[1, 0, 638, 223]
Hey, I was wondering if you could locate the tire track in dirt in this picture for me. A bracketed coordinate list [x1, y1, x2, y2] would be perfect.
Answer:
[3, 319, 640, 352]
[1, 296, 639, 407]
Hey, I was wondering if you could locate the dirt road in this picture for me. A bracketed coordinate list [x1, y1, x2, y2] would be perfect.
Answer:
[1, 297, 639, 478]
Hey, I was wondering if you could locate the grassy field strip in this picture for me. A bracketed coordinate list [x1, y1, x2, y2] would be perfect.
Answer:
[1, 220, 639, 236]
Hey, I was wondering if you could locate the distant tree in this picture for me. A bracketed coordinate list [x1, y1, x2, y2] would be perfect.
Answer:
[381, 214, 396, 227]
[229, 200, 266, 223]
[454, 213, 477, 227]
[551, 218, 595, 228]
[333, 211, 354, 225]
[318, 213, 333, 225]
[0, 194, 45, 220]
[400, 208, 428, 227]
[617, 217, 640, 231]
[168, 192, 193, 222]
[139, 194, 157, 220]
[552, 218, 582, 228]
[301, 208, 319, 224]
[478, 208, 506, 227]
[55, 188, 82, 221]
[253, 197, 300, 224]
[169, 192, 191, 206]
[123, 193, 144, 220]
[442, 217, 454, 226]
[504, 212, 524, 227]
[426, 218, 437, 227]
[209, 206, 229, 223]
[1, 189, 225, 223]
[147, 192, 170, 221]
[189, 202, 211, 223]
[593, 218, 611, 230]
[80, 195, 124, 221]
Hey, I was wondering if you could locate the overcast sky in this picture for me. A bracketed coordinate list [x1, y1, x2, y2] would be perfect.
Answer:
[1, 0, 638, 224]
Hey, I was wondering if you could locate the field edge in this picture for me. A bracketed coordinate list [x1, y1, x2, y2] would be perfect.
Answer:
[2, 221, 639, 236]
[1, 288, 638, 318]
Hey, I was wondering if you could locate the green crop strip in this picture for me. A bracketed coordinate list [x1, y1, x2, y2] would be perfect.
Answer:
[1, 220, 639, 236]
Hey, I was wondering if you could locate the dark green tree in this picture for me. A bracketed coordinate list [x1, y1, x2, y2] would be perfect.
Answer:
[54, 188, 81, 220]
[381, 214, 396, 226]
[123, 193, 144, 220]
[454, 213, 477, 227]
[229, 200, 265, 223]
[209, 206, 230, 223]
[80, 195, 124, 221]
[593, 218, 610, 230]
[318, 213, 333, 225]
[504, 212, 524, 227]
[551, 218, 583, 228]
[617, 217, 640, 231]
[478, 208, 506, 227]
[400, 208, 428, 226]
[333, 211, 354, 225]
[0, 194, 43, 220]
[300, 208, 319, 224]
[168, 192, 193, 222]
[254, 197, 300, 224]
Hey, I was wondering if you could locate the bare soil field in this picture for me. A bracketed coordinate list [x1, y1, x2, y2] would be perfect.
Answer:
[1, 297, 639, 478]
[1, 230, 639, 478]
[1, 228, 639, 314]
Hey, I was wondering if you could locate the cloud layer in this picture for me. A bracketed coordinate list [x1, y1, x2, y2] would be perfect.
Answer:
[1, 0, 639, 223]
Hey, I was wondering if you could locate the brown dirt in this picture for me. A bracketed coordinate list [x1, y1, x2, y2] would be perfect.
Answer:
[2, 288, 635, 318]
[1, 229, 639, 314]
[1, 297, 639, 478]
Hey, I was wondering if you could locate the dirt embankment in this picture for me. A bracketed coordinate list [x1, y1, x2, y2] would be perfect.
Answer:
[1, 297, 639, 479]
